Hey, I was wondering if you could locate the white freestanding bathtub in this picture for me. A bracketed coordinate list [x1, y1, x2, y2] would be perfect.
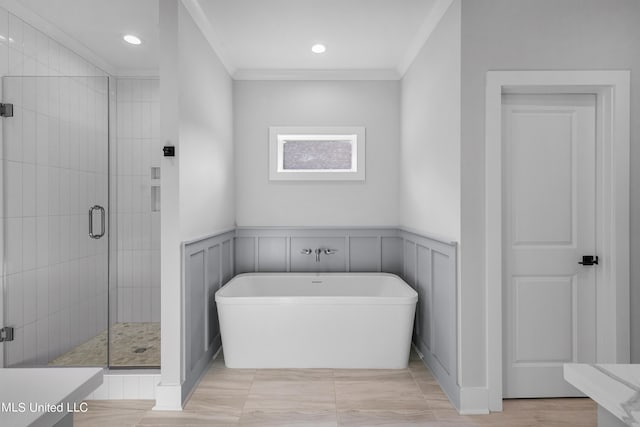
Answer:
[215, 273, 418, 369]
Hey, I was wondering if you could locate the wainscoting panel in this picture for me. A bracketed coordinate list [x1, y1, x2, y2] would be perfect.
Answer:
[416, 245, 431, 350]
[432, 250, 453, 374]
[207, 245, 220, 347]
[188, 251, 206, 371]
[404, 240, 417, 287]
[258, 237, 287, 271]
[401, 229, 459, 408]
[221, 240, 233, 283]
[234, 227, 401, 273]
[349, 237, 380, 272]
[381, 236, 403, 275]
[182, 229, 235, 403]
[235, 237, 255, 274]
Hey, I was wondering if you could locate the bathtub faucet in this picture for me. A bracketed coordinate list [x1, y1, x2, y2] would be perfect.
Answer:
[313, 248, 338, 262]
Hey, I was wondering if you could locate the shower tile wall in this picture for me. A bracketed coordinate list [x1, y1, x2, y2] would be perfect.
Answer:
[0, 9, 110, 366]
[115, 78, 161, 323]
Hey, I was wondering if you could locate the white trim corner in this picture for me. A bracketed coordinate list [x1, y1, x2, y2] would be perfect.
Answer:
[153, 383, 183, 411]
[459, 387, 490, 415]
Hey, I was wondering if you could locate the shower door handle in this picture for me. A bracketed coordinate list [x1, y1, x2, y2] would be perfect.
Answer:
[89, 205, 106, 239]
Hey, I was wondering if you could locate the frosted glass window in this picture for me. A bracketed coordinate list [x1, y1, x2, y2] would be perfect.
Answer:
[269, 127, 365, 181]
[283, 140, 353, 170]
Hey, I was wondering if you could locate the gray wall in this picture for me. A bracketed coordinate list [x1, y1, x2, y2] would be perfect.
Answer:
[178, 10, 235, 240]
[459, 0, 640, 387]
[401, 0, 461, 241]
[234, 80, 401, 227]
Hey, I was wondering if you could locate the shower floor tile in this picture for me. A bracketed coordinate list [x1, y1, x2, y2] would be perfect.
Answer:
[49, 322, 160, 367]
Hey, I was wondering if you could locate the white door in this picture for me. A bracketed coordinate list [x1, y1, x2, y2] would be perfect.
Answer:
[502, 94, 597, 398]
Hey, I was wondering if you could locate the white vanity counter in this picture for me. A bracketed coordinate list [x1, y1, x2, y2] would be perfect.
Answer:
[564, 364, 640, 427]
[0, 367, 103, 427]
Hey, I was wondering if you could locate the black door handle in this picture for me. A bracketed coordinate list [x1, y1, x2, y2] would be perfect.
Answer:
[578, 255, 598, 266]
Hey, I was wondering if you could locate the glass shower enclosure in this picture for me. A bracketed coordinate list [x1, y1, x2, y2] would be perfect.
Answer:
[0, 75, 159, 368]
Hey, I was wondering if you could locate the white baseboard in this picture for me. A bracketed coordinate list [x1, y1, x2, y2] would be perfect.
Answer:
[459, 387, 490, 415]
[152, 382, 183, 411]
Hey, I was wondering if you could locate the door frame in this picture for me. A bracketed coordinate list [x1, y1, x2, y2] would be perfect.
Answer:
[485, 70, 630, 411]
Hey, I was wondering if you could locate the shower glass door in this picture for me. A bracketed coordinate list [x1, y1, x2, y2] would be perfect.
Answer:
[2, 76, 110, 367]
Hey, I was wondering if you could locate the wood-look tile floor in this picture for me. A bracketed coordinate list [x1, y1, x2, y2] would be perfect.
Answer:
[74, 350, 597, 426]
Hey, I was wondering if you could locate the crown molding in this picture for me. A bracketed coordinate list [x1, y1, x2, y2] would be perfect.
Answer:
[4, 0, 454, 82]
[116, 68, 159, 78]
[180, 0, 235, 76]
[233, 68, 401, 81]
[397, 0, 455, 77]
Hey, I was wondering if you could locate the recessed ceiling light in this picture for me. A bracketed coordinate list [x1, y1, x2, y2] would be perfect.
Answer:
[311, 43, 326, 54]
[123, 34, 142, 45]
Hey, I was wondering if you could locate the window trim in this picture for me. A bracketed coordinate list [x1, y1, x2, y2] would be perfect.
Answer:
[268, 126, 366, 181]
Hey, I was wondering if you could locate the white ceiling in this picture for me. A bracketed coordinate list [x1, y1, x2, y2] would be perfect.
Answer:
[7, 0, 159, 75]
[195, 0, 439, 77]
[10, 0, 445, 79]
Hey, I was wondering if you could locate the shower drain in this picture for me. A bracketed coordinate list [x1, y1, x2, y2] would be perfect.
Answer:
[133, 347, 148, 354]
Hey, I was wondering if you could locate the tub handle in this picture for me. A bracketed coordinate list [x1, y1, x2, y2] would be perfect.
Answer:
[323, 248, 338, 255]
[300, 248, 313, 255]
